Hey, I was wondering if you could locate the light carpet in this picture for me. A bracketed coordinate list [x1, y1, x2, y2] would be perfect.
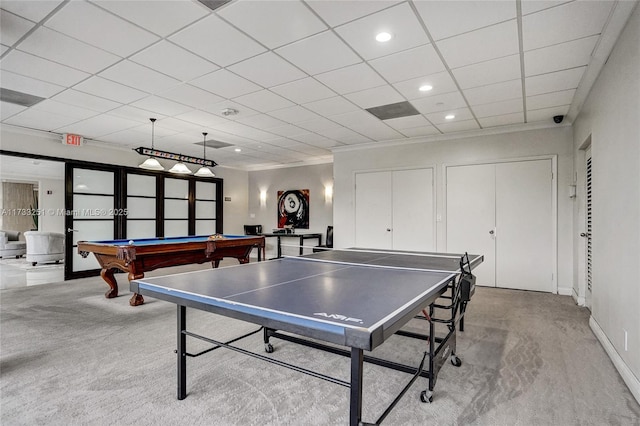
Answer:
[1, 266, 639, 425]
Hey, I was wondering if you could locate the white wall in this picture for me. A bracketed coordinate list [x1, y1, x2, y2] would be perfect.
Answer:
[333, 126, 575, 294]
[572, 4, 639, 399]
[248, 163, 334, 255]
[38, 178, 65, 233]
[0, 126, 249, 235]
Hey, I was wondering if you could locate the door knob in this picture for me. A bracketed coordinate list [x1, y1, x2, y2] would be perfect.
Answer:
[67, 228, 79, 233]
[386, 228, 392, 232]
[489, 230, 495, 235]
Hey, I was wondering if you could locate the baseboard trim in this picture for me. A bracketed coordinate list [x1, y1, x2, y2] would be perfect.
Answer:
[590, 316, 640, 404]
[557, 286, 572, 296]
[572, 288, 585, 306]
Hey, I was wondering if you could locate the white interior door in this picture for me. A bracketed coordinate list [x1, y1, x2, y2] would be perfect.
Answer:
[495, 159, 553, 292]
[446, 164, 496, 287]
[355, 171, 392, 249]
[392, 168, 435, 251]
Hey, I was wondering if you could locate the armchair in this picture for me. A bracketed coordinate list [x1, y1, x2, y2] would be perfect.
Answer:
[313, 226, 333, 253]
[0, 230, 27, 258]
[24, 231, 65, 266]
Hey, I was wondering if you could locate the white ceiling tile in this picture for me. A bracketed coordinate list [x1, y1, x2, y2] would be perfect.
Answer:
[525, 67, 585, 96]
[526, 89, 575, 110]
[267, 124, 308, 138]
[393, 71, 458, 100]
[205, 100, 261, 120]
[174, 109, 230, 128]
[169, 14, 266, 67]
[0, 50, 90, 87]
[271, 77, 336, 104]
[99, 60, 181, 94]
[190, 69, 261, 99]
[32, 99, 100, 120]
[398, 125, 440, 138]
[269, 105, 321, 123]
[74, 76, 148, 104]
[130, 41, 219, 82]
[228, 52, 306, 88]
[426, 107, 474, 124]
[478, 112, 525, 128]
[349, 121, 404, 141]
[56, 114, 140, 138]
[306, 0, 401, 27]
[1, 45, 9, 55]
[16, 27, 120, 73]
[369, 44, 445, 83]
[51, 89, 121, 113]
[521, 1, 571, 16]
[522, 1, 613, 51]
[275, 30, 361, 75]
[45, 1, 159, 57]
[233, 90, 295, 113]
[344, 85, 403, 108]
[415, 0, 516, 40]
[236, 114, 287, 130]
[472, 98, 523, 118]
[0, 70, 65, 98]
[158, 84, 224, 110]
[0, 101, 27, 120]
[296, 117, 344, 133]
[527, 105, 569, 122]
[315, 62, 385, 95]
[99, 127, 148, 147]
[107, 105, 168, 123]
[157, 117, 204, 133]
[3, 108, 80, 131]
[321, 126, 371, 144]
[130, 96, 194, 117]
[335, 3, 430, 60]
[218, 0, 326, 49]
[1, 0, 64, 22]
[525, 35, 598, 76]
[464, 79, 523, 105]
[412, 91, 467, 114]
[435, 118, 480, 133]
[437, 20, 519, 69]
[385, 114, 432, 130]
[330, 109, 383, 127]
[1, 10, 36, 45]
[292, 132, 337, 147]
[92, 0, 207, 37]
[452, 54, 521, 89]
[303, 96, 360, 116]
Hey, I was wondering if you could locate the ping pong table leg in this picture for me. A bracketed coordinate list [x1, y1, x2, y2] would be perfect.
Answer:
[177, 305, 187, 400]
[350, 348, 364, 426]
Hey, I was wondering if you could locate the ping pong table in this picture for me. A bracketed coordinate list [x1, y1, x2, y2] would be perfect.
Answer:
[131, 248, 482, 425]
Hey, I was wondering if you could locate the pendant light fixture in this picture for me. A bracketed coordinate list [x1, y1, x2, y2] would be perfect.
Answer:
[168, 160, 192, 175]
[139, 118, 164, 171]
[194, 132, 215, 178]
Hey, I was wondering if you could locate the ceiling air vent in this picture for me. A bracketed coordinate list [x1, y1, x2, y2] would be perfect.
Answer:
[196, 140, 233, 149]
[197, 0, 233, 11]
[0, 88, 45, 107]
[366, 101, 420, 120]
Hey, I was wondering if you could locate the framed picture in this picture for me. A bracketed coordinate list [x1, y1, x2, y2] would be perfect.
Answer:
[277, 189, 309, 229]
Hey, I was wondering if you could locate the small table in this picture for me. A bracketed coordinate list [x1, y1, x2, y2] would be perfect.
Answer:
[260, 232, 322, 258]
[78, 234, 265, 306]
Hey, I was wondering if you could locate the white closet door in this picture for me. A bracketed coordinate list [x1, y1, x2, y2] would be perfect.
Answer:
[495, 159, 553, 292]
[392, 168, 435, 251]
[446, 164, 497, 287]
[355, 171, 392, 249]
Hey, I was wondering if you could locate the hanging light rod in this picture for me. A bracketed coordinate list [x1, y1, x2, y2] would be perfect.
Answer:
[134, 147, 217, 168]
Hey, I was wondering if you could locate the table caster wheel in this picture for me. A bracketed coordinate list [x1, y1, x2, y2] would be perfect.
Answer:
[265, 343, 274, 353]
[420, 390, 433, 403]
[451, 355, 462, 367]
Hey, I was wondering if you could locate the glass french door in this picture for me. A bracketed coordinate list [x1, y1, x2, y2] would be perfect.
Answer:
[64, 164, 118, 280]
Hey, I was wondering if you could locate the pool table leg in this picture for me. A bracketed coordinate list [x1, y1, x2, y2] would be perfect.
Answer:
[101, 268, 119, 299]
[128, 271, 145, 306]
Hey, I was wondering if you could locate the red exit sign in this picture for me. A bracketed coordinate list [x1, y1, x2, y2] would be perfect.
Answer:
[63, 133, 84, 146]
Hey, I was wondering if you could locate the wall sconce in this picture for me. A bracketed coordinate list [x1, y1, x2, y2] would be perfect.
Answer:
[259, 190, 267, 207]
[324, 185, 333, 203]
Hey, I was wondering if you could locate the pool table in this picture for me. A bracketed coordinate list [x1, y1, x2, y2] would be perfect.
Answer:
[78, 235, 265, 306]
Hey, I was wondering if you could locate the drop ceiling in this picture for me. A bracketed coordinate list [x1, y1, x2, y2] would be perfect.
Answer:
[0, 0, 636, 171]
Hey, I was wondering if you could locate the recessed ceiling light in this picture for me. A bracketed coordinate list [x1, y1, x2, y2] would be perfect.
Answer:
[234, 148, 242, 152]
[419, 85, 433, 92]
[445, 114, 455, 120]
[375, 32, 392, 42]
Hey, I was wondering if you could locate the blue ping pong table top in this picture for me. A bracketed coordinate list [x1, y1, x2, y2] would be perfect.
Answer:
[131, 250, 479, 350]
